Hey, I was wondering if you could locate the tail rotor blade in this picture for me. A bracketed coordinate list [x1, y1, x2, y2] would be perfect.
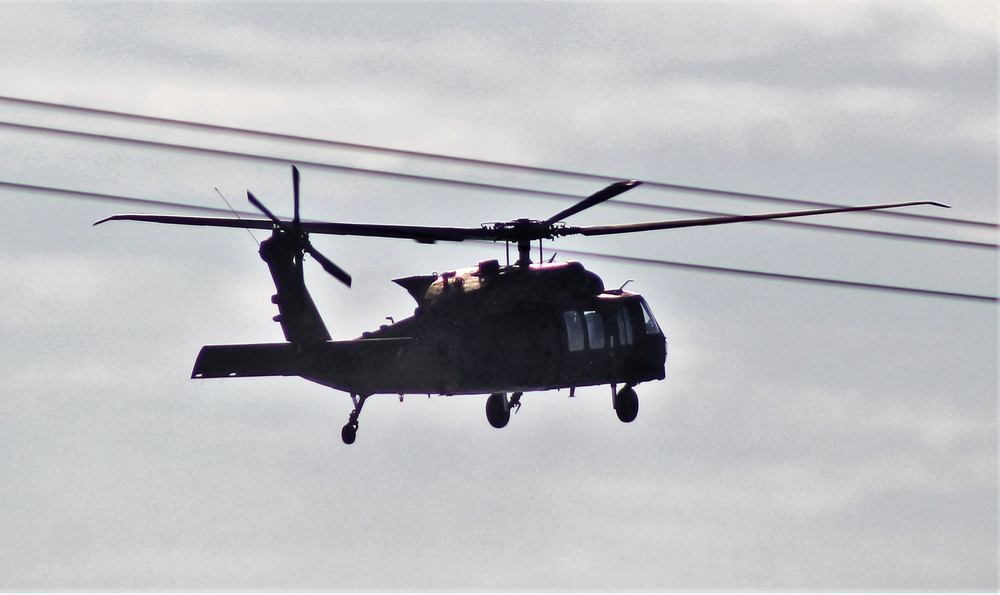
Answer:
[292, 165, 301, 229]
[293, 167, 351, 286]
[247, 191, 284, 228]
[290, 167, 304, 271]
[306, 244, 353, 287]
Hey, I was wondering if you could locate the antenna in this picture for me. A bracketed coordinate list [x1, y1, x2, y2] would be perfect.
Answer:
[215, 187, 260, 247]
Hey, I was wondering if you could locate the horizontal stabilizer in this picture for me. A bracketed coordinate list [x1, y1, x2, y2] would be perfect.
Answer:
[192, 343, 301, 378]
[191, 338, 415, 380]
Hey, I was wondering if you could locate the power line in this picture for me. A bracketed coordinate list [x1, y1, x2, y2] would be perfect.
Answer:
[0, 120, 994, 251]
[1, 179, 994, 302]
[0, 94, 995, 230]
[0, 180, 258, 217]
[557, 248, 998, 303]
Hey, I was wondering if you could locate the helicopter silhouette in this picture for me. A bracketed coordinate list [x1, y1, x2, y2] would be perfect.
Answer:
[96, 166, 946, 444]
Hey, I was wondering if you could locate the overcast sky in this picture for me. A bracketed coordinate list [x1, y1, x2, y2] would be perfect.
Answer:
[0, 1, 996, 591]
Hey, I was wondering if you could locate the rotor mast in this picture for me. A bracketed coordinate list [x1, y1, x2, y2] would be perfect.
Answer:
[517, 237, 532, 267]
[513, 219, 544, 267]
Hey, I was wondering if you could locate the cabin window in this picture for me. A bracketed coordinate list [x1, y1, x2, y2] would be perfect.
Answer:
[563, 311, 585, 352]
[584, 310, 605, 349]
[616, 308, 634, 345]
[641, 301, 661, 334]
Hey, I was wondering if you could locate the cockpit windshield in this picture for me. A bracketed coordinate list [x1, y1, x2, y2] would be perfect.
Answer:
[639, 299, 661, 335]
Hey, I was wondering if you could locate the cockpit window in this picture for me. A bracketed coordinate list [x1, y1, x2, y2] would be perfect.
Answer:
[640, 300, 661, 334]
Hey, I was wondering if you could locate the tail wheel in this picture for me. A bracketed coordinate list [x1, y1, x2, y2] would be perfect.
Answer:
[486, 392, 511, 428]
[614, 386, 639, 423]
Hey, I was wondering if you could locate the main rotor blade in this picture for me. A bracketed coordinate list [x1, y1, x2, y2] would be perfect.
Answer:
[96, 201, 950, 244]
[301, 221, 490, 243]
[305, 244, 352, 287]
[94, 213, 278, 230]
[567, 201, 950, 237]
[544, 180, 642, 225]
[99, 182, 491, 243]
[94, 213, 490, 242]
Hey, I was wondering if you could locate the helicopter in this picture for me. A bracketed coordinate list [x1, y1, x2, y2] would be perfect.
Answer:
[96, 166, 947, 444]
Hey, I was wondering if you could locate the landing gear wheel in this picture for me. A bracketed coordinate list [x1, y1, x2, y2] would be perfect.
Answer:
[486, 392, 511, 429]
[341, 423, 358, 445]
[614, 386, 639, 423]
[341, 393, 368, 445]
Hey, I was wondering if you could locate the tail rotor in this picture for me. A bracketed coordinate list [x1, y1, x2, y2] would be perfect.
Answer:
[248, 165, 353, 288]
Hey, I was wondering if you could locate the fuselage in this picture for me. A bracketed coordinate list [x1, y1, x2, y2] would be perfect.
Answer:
[301, 259, 667, 396]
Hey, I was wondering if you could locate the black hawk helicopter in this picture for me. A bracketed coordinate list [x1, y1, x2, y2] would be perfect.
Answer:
[96, 166, 946, 444]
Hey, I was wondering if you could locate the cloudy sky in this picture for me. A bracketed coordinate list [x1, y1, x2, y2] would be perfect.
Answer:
[0, 1, 996, 590]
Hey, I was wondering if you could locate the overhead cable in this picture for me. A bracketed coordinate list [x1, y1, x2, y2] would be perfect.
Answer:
[0, 120, 994, 251]
[557, 248, 998, 303]
[1, 180, 994, 302]
[0, 94, 994, 230]
[0, 180, 259, 217]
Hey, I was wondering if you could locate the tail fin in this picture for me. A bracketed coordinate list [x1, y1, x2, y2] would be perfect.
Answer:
[260, 231, 331, 343]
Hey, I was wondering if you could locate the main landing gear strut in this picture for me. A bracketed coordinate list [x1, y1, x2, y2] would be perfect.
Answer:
[341, 393, 369, 445]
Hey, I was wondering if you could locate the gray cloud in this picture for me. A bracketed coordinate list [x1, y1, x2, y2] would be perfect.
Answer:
[0, 0, 995, 590]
